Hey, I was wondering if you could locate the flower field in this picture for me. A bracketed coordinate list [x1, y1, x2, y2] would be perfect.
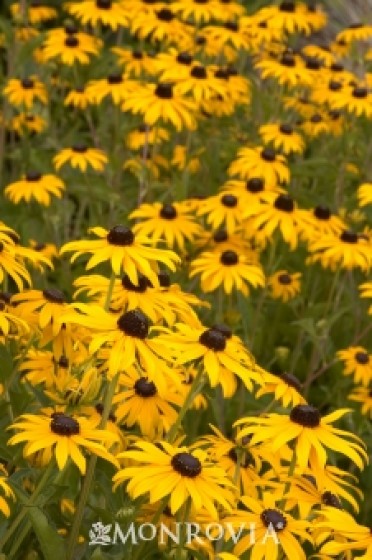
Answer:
[0, 0, 372, 558]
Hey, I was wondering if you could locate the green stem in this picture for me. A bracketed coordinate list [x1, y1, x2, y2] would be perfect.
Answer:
[166, 369, 205, 444]
[104, 272, 116, 311]
[0, 461, 54, 551]
[279, 447, 297, 511]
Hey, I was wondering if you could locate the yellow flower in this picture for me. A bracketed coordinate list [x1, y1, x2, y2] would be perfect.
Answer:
[307, 230, 372, 271]
[4, 171, 65, 206]
[42, 25, 102, 65]
[53, 145, 108, 172]
[267, 270, 302, 301]
[66, 0, 129, 30]
[3, 76, 48, 108]
[259, 123, 305, 154]
[0, 466, 15, 517]
[357, 182, 372, 207]
[337, 346, 372, 387]
[228, 146, 290, 185]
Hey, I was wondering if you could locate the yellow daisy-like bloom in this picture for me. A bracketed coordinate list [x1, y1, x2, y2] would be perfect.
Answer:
[42, 25, 102, 65]
[113, 440, 235, 519]
[126, 124, 169, 150]
[317, 507, 372, 558]
[171, 0, 219, 24]
[174, 63, 229, 103]
[337, 346, 372, 387]
[130, 202, 203, 250]
[228, 146, 289, 185]
[3, 76, 48, 108]
[85, 73, 139, 105]
[259, 123, 305, 155]
[8, 412, 119, 474]
[60, 225, 180, 287]
[111, 47, 157, 77]
[53, 145, 107, 172]
[235, 405, 368, 474]
[267, 270, 302, 302]
[256, 370, 305, 407]
[201, 21, 251, 51]
[224, 493, 312, 559]
[297, 205, 346, 241]
[4, 171, 65, 206]
[189, 248, 265, 296]
[157, 322, 261, 390]
[196, 193, 247, 235]
[245, 193, 300, 251]
[66, 0, 129, 30]
[61, 305, 175, 387]
[357, 182, 372, 207]
[122, 82, 197, 131]
[359, 281, 372, 314]
[64, 87, 90, 109]
[113, 367, 182, 438]
[349, 386, 372, 418]
[255, 52, 312, 87]
[10, 113, 47, 135]
[329, 84, 372, 118]
[258, 1, 324, 35]
[336, 22, 372, 44]
[0, 239, 32, 291]
[0, 466, 15, 518]
[0, 306, 29, 339]
[129, 7, 192, 46]
[10, 2, 57, 24]
[307, 230, 372, 271]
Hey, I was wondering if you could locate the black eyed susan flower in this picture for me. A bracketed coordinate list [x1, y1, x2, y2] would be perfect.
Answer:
[60, 225, 180, 287]
[307, 229, 372, 271]
[329, 84, 372, 118]
[246, 193, 300, 250]
[0, 305, 29, 340]
[61, 305, 176, 388]
[53, 145, 108, 172]
[267, 270, 302, 302]
[171, 0, 219, 24]
[157, 323, 261, 389]
[85, 73, 139, 105]
[316, 507, 372, 558]
[122, 82, 197, 131]
[3, 76, 48, 108]
[224, 493, 312, 559]
[257, 1, 324, 35]
[129, 7, 192, 45]
[199, 20, 251, 52]
[10, 2, 57, 24]
[8, 413, 119, 474]
[130, 202, 203, 250]
[174, 63, 228, 103]
[235, 405, 368, 473]
[300, 112, 333, 138]
[10, 112, 47, 135]
[256, 370, 305, 407]
[349, 386, 372, 418]
[359, 281, 372, 314]
[0, 238, 32, 291]
[42, 25, 102, 65]
[189, 249, 265, 296]
[357, 182, 372, 207]
[255, 52, 312, 87]
[336, 22, 372, 45]
[297, 205, 346, 241]
[64, 87, 90, 109]
[259, 122, 305, 155]
[0, 466, 15, 517]
[196, 192, 246, 234]
[111, 47, 157, 77]
[228, 146, 290, 185]
[113, 367, 182, 438]
[66, 0, 129, 30]
[126, 124, 169, 150]
[113, 441, 235, 518]
[4, 171, 65, 206]
[337, 346, 372, 387]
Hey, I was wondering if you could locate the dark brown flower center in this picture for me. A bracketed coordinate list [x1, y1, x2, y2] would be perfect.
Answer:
[107, 225, 135, 246]
[107, 73, 123, 84]
[58, 355, 69, 368]
[352, 87, 368, 99]
[329, 80, 342, 91]
[340, 230, 358, 244]
[224, 21, 238, 32]
[177, 52, 192, 65]
[221, 194, 237, 208]
[261, 148, 276, 162]
[355, 351, 369, 365]
[160, 203, 177, 219]
[191, 65, 207, 79]
[121, 274, 149, 292]
[274, 194, 294, 212]
[171, 452, 202, 477]
[279, 1, 295, 12]
[213, 229, 228, 243]
[290, 404, 321, 427]
[278, 273, 292, 285]
[50, 413, 80, 436]
[156, 8, 174, 21]
[96, 0, 112, 9]
[21, 78, 34, 89]
[158, 271, 171, 287]
[348, 22, 363, 29]
[26, 171, 42, 182]
[117, 309, 149, 338]
[199, 328, 226, 351]
[155, 83, 173, 99]
[322, 491, 342, 509]
[211, 323, 232, 339]
[261, 509, 287, 531]
[279, 123, 293, 135]
[134, 377, 157, 397]
[72, 143, 88, 153]
[310, 114, 322, 123]
[314, 205, 331, 220]
[305, 57, 322, 70]
[43, 288, 66, 304]
[246, 178, 264, 192]
[65, 36, 79, 48]
[220, 250, 238, 266]
[281, 53, 295, 67]
[132, 50, 143, 59]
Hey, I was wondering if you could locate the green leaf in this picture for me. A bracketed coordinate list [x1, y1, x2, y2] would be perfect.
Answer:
[26, 507, 66, 560]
